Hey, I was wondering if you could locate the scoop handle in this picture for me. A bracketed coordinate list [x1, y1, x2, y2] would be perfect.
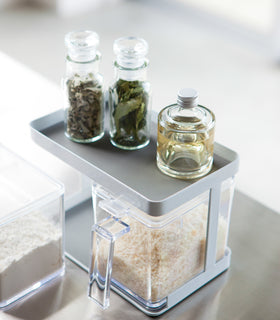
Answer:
[88, 216, 130, 309]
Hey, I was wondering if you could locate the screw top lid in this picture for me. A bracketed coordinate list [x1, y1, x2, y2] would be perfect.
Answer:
[177, 88, 198, 108]
[114, 36, 148, 68]
[65, 30, 100, 62]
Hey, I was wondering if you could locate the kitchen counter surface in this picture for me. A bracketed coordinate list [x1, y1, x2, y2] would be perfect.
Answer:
[1, 190, 279, 320]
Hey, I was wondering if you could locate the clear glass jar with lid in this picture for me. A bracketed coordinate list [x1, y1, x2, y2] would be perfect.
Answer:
[63, 30, 104, 143]
[157, 88, 215, 179]
[109, 36, 151, 150]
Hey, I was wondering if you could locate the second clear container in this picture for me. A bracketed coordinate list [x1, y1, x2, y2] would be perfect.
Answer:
[89, 176, 235, 314]
[0, 145, 65, 309]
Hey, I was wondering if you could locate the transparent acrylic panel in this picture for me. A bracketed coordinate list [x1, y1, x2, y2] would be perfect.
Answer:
[216, 177, 235, 262]
[89, 228, 112, 309]
[0, 197, 64, 308]
[92, 184, 113, 224]
[147, 194, 209, 301]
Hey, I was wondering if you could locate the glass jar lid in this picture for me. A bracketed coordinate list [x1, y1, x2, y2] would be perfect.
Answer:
[65, 30, 100, 62]
[113, 36, 148, 69]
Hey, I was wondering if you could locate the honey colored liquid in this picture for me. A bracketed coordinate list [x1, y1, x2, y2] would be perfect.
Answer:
[157, 122, 214, 179]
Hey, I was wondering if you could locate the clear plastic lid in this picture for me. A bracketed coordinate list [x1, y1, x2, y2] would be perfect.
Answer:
[65, 30, 100, 62]
[113, 36, 148, 68]
[0, 145, 64, 223]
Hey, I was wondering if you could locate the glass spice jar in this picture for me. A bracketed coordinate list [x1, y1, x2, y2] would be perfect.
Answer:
[157, 88, 215, 179]
[63, 30, 104, 143]
[109, 37, 151, 150]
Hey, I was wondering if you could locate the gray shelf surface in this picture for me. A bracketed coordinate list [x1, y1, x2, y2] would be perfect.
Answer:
[30, 109, 239, 215]
[2, 191, 280, 320]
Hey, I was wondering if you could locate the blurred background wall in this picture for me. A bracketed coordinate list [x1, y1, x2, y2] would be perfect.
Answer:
[0, 0, 279, 212]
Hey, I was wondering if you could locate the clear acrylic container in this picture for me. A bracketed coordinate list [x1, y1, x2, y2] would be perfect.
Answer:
[89, 170, 236, 315]
[0, 145, 65, 309]
[29, 108, 238, 316]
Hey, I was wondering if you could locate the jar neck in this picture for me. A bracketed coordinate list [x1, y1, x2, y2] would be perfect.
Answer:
[114, 61, 148, 82]
[160, 103, 215, 132]
[66, 54, 100, 77]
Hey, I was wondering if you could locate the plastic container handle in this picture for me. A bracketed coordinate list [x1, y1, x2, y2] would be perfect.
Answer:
[88, 216, 130, 309]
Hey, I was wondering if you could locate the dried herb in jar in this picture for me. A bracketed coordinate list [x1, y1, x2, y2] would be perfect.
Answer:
[66, 75, 103, 141]
[110, 79, 149, 147]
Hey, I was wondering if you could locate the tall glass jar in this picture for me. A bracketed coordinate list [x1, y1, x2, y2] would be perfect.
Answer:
[157, 88, 215, 179]
[63, 30, 104, 143]
[109, 37, 151, 150]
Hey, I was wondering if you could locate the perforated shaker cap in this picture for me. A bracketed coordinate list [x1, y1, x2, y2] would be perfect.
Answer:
[177, 88, 198, 108]
[65, 30, 100, 62]
[114, 36, 148, 68]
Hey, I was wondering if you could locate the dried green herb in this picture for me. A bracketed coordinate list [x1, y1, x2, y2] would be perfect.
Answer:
[66, 75, 103, 142]
[110, 79, 149, 148]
